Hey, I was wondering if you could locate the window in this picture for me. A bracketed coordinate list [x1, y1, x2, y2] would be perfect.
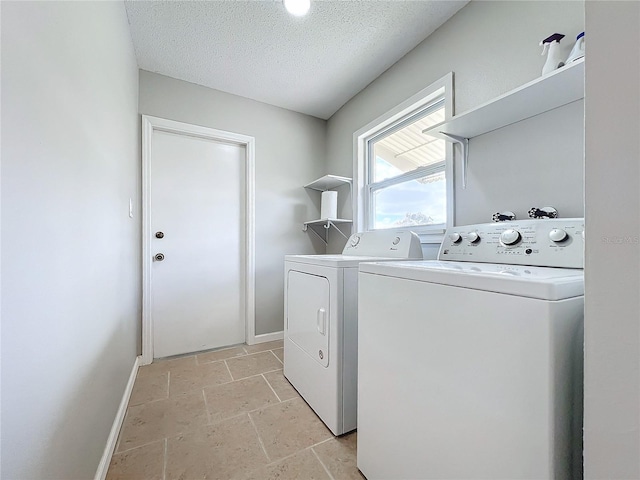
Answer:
[368, 101, 446, 230]
[354, 74, 453, 241]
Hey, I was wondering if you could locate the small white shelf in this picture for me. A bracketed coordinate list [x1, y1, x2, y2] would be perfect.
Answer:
[422, 58, 584, 188]
[304, 175, 352, 192]
[302, 175, 353, 244]
[304, 218, 353, 228]
[303, 219, 352, 245]
[423, 58, 584, 140]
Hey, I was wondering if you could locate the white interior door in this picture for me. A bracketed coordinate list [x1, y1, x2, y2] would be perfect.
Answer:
[150, 129, 245, 358]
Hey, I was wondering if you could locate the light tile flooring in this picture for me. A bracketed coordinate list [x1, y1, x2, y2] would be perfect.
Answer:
[107, 340, 363, 480]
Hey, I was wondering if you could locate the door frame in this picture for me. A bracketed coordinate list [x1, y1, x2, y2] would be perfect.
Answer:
[141, 115, 256, 365]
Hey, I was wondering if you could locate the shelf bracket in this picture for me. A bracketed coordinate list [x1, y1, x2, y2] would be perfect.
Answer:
[303, 220, 349, 245]
[303, 223, 328, 245]
[440, 132, 469, 189]
[325, 220, 349, 240]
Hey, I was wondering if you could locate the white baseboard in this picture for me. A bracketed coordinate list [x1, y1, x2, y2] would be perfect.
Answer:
[247, 330, 283, 345]
[94, 356, 141, 480]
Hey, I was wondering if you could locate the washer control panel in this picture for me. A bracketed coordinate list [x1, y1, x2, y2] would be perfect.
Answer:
[438, 218, 584, 268]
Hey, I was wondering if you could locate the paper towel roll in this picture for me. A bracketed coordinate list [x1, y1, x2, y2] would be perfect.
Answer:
[321, 191, 338, 219]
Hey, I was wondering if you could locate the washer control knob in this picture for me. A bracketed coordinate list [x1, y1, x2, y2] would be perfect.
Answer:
[549, 228, 569, 243]
[449, 233, 463, 244]
[500, 229, 522, 246]
[467, 231, 480, 244]
[350, 235, 361, 247]
[392, 236, 401, 245]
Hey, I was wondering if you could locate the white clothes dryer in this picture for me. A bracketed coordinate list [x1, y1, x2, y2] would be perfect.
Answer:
[284, 230, 422, 435]
[357, 218, 585, 480]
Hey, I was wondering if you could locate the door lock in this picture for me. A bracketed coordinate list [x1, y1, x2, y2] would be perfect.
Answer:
[154, 253, 165, 262]
[155, 231, 164, 239]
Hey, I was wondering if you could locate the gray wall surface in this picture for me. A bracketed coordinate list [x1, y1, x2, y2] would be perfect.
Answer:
[1, 2, 141, 479]
[139, 71, 327, 335]
[584, 1, 640, 477]
[325, 0, 585, 252]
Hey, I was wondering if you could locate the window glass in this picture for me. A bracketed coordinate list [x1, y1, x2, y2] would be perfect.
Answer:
[371, 170, 446, 229]
[367, 100, 447, 231]
[371, 104, 445, 182]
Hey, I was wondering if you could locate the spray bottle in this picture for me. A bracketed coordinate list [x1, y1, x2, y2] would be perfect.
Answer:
[566, 32, 585, 64]
[540, 33, 565, 75]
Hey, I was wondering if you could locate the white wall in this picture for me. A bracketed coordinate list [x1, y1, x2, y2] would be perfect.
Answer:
[139, 71, 327, 336]
[584, 1, 640, 477]
[1, 2, 140, 478]
[326, 0, 584, 252]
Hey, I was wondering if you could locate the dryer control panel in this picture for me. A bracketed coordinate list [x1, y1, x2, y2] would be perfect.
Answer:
[342, 230, 423, 259]
[439, 218, 584, 268]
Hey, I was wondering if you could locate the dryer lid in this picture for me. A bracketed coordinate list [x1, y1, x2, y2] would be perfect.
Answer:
[285, 254, 407, 268]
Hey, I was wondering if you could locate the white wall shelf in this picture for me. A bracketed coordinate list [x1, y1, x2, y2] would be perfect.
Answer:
[422, 58, 585, 188]
[304, 175, 352, 192]
[302, 175, 353, 245]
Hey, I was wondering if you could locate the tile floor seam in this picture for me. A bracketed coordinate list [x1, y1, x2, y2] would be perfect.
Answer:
[169, 378, 234, 398]
[135, 395, 169, 407]
[119, 399, 211, 452]
[121, 389, 299, 453]
[196, 346, 249, 365]
[230, 366, 284, 382]
[269, 349, 283, 365]
[162, 438, 168, 480]
[261, 373, 283, 403]
[223, 359, 235, 381]
[234, 349, 280, 360]
[201, 389, 212, 425]
[131, 387, 209, 408]
[259, 443, 319, 468]
[311, 446, 336, 480]
[247, 412, 272, 464]
[309, 436, 335, 448]
[112, 437, 166, 456]
[196, 355, 247, 367]
[205, 392, 294, 426]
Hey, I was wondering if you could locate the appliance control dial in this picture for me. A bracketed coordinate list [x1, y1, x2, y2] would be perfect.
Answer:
[350, 235, 361, 247]
[500, 229, 522, 246]
[449, 233, 462, 244]
[467, 231, 480, 244]
[392, 236, 401, 245]
[549, 228, 569, 243]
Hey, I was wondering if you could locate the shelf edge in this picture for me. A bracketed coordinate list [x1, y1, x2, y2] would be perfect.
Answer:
[422, 58, 585, 140]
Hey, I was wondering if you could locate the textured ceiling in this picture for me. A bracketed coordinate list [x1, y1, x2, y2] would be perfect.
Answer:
[124, 0, 468, 119]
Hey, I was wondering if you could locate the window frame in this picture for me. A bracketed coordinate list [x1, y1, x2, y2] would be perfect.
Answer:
[353, 73, 454, 243]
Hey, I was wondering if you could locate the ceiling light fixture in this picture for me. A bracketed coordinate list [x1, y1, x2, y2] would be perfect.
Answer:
[283, 0, 310, 17]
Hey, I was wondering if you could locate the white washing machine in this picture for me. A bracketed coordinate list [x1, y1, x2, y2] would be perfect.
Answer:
[357, 219, 585, 480]
[284, 230, 422, 436]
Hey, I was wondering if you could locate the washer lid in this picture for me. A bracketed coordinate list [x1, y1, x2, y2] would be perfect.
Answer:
[359, 260, 584, 300]
[285, 254, 406, 268]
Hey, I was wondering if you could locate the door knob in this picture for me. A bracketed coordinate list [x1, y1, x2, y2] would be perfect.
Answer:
[155, 231, 164, 239]
[154, 253, 165, 261]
